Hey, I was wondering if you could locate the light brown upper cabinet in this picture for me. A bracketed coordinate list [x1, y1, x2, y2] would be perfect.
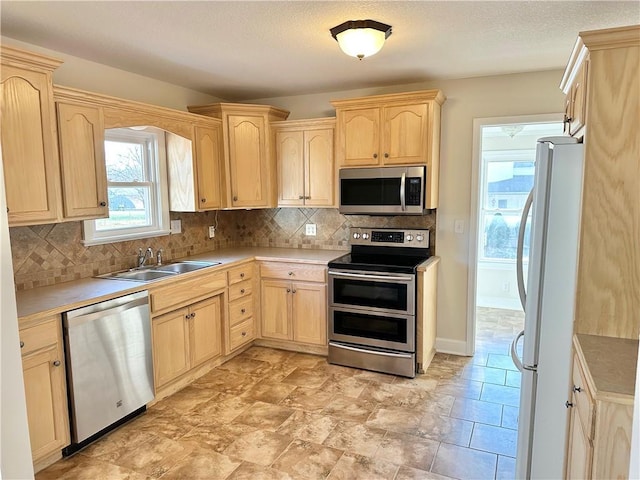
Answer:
[54, 87, 108, 219]
[331, 90, 445, 209]
[272, 118, 335, 208]
[1, 46, 63, 226]
[561, 54, 589, 138]
[187, 103, 290, 209]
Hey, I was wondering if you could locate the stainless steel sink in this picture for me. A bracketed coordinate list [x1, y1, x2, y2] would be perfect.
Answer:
[154, 261, 220, 274]
[99, 260, 221, 283]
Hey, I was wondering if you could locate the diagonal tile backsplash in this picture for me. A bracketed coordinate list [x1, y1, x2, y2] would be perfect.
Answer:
[10, 208, 436, 290]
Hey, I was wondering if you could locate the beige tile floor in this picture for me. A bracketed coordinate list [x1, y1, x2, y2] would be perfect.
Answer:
[37, 307, 523, 480]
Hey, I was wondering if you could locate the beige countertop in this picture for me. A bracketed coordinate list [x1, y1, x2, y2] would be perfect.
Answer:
[574, 333, 638, 402]
[16, 247, 346, 323]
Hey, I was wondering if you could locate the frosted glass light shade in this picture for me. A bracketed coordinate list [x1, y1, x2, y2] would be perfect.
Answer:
[330, 20, 392, 60]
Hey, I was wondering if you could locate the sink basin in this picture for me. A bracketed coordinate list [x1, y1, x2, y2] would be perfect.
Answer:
[98, 260, 220, 283]
[104, 270, 178, 282]
[154, 261, 221, 274]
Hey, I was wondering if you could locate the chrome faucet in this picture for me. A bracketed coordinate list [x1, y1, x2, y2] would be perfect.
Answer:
[156, 249, 163, 265]
[137, 247, 153, 267]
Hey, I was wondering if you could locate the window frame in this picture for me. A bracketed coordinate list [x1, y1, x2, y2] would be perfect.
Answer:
[83, 127, 170, 246]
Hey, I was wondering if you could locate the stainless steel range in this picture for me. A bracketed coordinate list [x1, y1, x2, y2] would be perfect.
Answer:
[328, 227, 429, 378]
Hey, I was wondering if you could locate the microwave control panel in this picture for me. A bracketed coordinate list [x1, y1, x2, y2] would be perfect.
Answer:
[406, 177, 423, 206]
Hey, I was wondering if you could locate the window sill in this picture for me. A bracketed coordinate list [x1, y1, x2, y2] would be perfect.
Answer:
[82, 229, 171, 247]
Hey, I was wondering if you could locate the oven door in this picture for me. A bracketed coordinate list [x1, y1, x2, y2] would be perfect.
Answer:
[329, 306, 415, 352]
[329, 269, 415, 316]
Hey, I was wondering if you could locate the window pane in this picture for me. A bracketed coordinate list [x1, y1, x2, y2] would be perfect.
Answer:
[96, 187, 151, 231]
[105, 140, 145, 182]
[482, 212, 531, 260]
[485, 161, 534, 210]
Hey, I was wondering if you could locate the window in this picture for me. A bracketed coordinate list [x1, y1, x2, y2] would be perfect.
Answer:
[83, 127, 170, 245]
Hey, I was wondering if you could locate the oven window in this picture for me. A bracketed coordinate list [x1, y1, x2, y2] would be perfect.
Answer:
[333, 278, 408, 311]
[333, 310, 408, 344]
[341, 178, 401, 206]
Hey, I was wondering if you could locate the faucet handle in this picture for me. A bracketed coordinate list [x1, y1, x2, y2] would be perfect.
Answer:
[156, 249, 163, 265]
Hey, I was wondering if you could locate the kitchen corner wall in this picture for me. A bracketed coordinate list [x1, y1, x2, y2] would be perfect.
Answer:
[10, 208, 436, 291]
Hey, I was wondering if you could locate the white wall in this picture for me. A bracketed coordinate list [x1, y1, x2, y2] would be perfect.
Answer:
[249, 70, 566, 352]
[0, 154, 34, 478]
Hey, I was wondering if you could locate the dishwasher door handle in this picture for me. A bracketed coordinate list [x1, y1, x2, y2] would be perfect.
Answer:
[65, 296, 149, 327]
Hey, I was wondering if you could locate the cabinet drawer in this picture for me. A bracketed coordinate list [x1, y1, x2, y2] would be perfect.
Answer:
[229, 297, 253, 326]
[150, 270, 226, 313]
[229, 279, 253, 302]
[572, 355, 594, 439]
[227, 263, 254, 285]
[19, 317, 59, 356]
[260, 262, 325, 282]
[229, 317, 254, 351]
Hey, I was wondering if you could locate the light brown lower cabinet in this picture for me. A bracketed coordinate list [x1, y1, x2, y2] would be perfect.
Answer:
[19, 316, 70, 465]
[152, 295, 222, 389]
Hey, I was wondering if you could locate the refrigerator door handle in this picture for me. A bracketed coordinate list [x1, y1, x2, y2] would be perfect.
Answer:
[510, 329, 536, 372]
[516, 190, 534, 311]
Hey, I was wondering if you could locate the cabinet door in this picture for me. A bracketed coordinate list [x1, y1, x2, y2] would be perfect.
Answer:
[260, 279, 292, 340]
[152, 308, 190, 388]
[339, 108, 380, 166]
[566, 400, 592, 479]
[305, 129, 334, 207]
[568, 60, 588, 137]
[227, 114, 268, 207]
[382, 103, 428, 165]
[276, 130, 304, 206]
[195, 124, 223, 210]
[292, 281, 327, 345]
[1, 65, 61, 225]
[56, 102, 108, 219]
[22, 345, 69, 461]
[189, 296, 222, 368]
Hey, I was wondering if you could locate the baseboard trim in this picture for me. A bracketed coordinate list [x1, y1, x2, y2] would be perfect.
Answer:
[436, 338, 469, 356]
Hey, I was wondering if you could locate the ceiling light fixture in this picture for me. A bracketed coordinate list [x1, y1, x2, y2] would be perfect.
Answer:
[330, 19, 392, 60]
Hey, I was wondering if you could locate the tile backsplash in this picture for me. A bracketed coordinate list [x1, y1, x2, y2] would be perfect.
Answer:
[10, 208, 436, 290]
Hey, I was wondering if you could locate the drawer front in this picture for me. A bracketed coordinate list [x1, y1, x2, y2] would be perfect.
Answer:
[229, 317, 254, 351]
[229, 297, 253, 326]
[260, 262, 325, 282]
[150, 271, 226, 314]
[229, 279, 253, 302]
[572, 355, 594, 439]
[228, 263, 254, 285]
[19, 317, 59, 356]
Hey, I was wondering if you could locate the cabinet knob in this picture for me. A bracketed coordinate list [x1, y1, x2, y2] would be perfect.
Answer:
[240, 288, 245, 294]
[241, 308, 246, 314]
[241, 331, 247, 337]
[373, 153, 378, 159]
[573, 385, 582, 393]
[565, 401, 573, 408]
[287, 288, 291, 293]
[185, 314, 190, 320]
[240, 273, 245, 278]
[233, 196, 238, 201]
[191, 312, 196, 318]
[384, 153, 389, 158]
[6, 207, 8, 213]
[99, 201, 107, 207]
[52, 360, 61, 367]
[305, 196, 311, 200]
[564, 114, 573, 124]
[20, 340, 24, 348]
[288, 271, 293, 276]
[299, 195, 304, 200]
[292, 289, 297, 293]
[201, 198, 206, 203]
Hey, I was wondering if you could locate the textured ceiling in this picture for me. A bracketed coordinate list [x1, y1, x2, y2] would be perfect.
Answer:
[1, 1, 638, 101]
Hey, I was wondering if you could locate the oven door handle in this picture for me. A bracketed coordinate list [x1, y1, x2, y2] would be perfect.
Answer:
[400, 172, 406, 211]
[328, 270, 413, 282]
[330, 342, 414, 359]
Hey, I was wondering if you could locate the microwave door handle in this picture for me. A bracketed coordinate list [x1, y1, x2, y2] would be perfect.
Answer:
[400, 172, 406, 211]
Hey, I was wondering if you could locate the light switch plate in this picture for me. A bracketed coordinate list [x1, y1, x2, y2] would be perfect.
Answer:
[170, 219, 182, 234]
[305, 224, 317, 236]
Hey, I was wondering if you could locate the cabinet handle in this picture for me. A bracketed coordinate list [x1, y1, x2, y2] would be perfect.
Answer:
[292, 289, 297, 293]
[233, 196, 238, 201]
[299, 195, 304, 199]
[287, 288, 291, 293]
[573, 385, 582, 393]
[288, 271, 293, 276]
[99, 201, 107, 207]
[191, 312, 196, 318]
[384, 153, 389, 158]
[185, 314, 190, 320]
[20, 341, 24, 348]
[52, 360, 61, 367]
[240, 288, 245, 294]
[241, 331, 247, 337]
[305, 196, 311, 200]
[201, 198, 206, 203]
[241, 308, 246, 314]
[6, 207, 8, 213]
[240, 273, 245, 278]
[373, 153, 378, 159]
[565, 401, 573, 408]
[564, 114, 573, 124]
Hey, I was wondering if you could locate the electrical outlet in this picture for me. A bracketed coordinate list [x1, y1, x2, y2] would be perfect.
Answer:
[305, 223, 317, 236]
[170, 219, 182, 234]
[208, 226, 216, 238]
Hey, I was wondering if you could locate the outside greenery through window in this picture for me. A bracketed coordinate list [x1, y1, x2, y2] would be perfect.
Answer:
[83, 127, 169, 245]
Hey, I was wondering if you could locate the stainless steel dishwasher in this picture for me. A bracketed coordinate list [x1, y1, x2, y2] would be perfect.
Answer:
[62, 290, 154, 454]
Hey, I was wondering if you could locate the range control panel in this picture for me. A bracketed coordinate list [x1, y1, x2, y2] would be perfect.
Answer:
[350, 228, 429, 248]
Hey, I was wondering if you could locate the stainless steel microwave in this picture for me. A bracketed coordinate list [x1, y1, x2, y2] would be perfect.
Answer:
[339, 166, 427, 215]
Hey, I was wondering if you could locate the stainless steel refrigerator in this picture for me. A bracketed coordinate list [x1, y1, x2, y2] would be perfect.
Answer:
[512, 136, 584, 479]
